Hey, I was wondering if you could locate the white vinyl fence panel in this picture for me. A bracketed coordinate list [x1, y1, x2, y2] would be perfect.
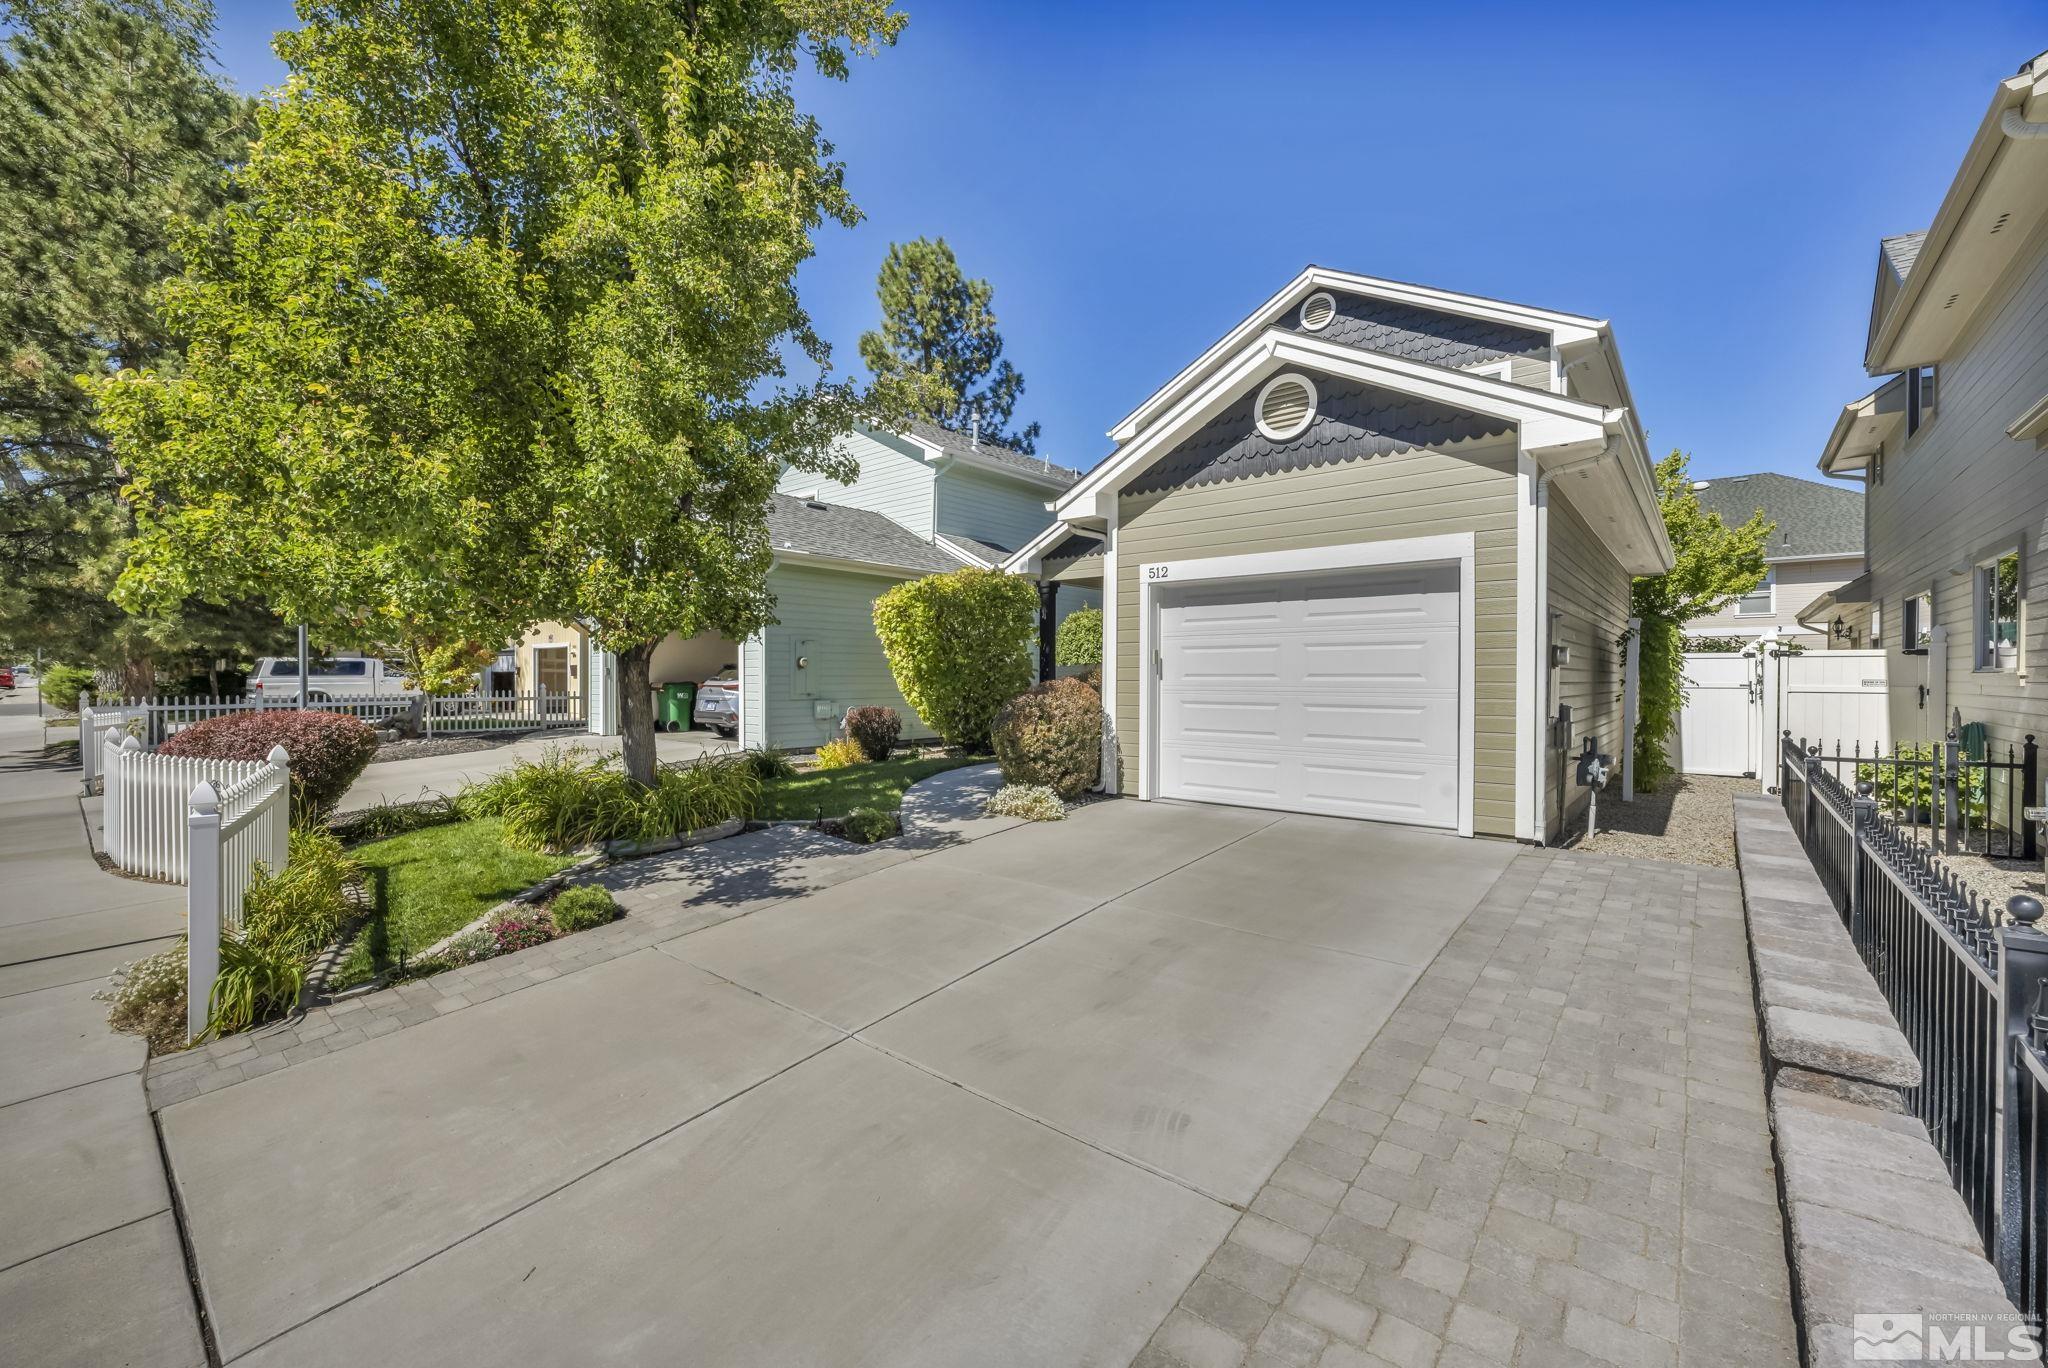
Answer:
[1779, 649, 1892, 754]
[1672, 653, 1758, 777]
[101, 736, 277, 883]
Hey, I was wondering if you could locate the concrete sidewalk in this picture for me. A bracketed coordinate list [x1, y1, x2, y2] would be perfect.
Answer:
[0, 695, 207, 1366]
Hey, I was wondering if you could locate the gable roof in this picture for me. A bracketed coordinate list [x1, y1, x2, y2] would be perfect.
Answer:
[1689, 472, 1862, 560]
[765, 493, 964, 575]
[901, 418, 1079, 489]
[1106, 265, 1611, 444]
[1881, 231, 1927, 280]
[934, 532, 1011, 567]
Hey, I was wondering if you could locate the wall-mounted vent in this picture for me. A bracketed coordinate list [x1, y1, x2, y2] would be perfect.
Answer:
[1944, 293, 1960, 310]
[1298, 292, 1337, 332]
[1255, 373, 1318, 442]
[1991, 211, 2012, 235]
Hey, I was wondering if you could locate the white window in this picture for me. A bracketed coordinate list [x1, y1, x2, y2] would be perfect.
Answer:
[1870, 604, 1882, 649]
[1734, 568, 1775, 617]
[1976, 549, 2021, 671]
[1903, 591, 1933, 653]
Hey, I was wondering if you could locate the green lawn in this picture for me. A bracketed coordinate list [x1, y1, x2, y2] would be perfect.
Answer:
[331, 817, 575, 990]
[756, 753, 987, 821]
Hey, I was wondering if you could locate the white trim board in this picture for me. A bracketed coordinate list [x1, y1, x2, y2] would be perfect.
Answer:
[1133, 531, 1478, 838]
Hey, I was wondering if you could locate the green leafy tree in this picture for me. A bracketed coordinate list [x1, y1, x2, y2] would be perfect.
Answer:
[858, 236, 1040, 451]
[1629, 450, 1771, 788]
[0, 0, 275, 691]
[872, 568, 1037, 750]
[94, 0, 906, 782]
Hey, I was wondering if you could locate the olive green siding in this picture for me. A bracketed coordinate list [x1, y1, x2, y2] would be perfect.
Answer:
[1544, 488, 1632, 842]
[1113, 438, 1521, 837]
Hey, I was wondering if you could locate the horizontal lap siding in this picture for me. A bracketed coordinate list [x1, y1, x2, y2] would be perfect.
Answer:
[1684, 555, 1864, 641]
[1866, 223, 2048, 753]
[1545, 489, 1632, 841]
[1114, 439, 1520, 837]
[776, 430, 936, 539]
[759, 564, 934, 750]
[935, 465, 1060, 553]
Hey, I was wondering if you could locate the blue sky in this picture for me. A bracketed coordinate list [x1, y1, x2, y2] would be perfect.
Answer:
[208, 0, 2044, 481]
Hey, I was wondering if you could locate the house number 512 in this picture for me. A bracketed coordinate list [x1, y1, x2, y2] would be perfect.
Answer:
[1147, 566, 1170, 580]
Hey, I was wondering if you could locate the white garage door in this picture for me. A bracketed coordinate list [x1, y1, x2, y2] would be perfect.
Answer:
[1155, 563, 1461, 828]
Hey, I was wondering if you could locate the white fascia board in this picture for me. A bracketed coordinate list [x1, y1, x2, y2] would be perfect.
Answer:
[1816, 378, 1906, 476]
[1062, 329, 1615, 520]
[772, 550, 928, 581]
[1108, 267, 1607, 443]
[1001, 516, 1105, 575]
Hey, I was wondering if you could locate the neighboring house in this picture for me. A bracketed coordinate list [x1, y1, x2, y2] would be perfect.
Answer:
[1006, 266, 1671, 844]
[1813, 50, 2048, 751]
[1680, 472, 1864, 646]
[524, 419, 1095, 750]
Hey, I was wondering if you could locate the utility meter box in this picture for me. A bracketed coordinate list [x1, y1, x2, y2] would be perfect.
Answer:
[1552, 704, 1573, 752]
[1575, 738, 1613, 789]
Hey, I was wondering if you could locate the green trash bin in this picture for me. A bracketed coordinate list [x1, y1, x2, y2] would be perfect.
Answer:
[658, 681, 696, 732]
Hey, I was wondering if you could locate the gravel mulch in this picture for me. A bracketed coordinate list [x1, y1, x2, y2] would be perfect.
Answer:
[369, 735, 520, 765]
[1572, 773, 1747, 867]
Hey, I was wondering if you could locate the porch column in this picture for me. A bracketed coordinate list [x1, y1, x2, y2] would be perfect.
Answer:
[1038, 581, 1059, 683]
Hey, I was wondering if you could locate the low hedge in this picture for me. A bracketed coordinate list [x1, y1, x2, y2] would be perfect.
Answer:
[160, 710, 379, 821]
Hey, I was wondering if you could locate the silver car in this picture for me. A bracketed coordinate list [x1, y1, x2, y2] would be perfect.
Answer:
[692, 666, 740, 737]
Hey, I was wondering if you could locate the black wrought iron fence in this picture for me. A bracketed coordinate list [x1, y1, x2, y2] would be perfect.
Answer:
[1778, 740, 2048, 1322]
[1790, 730, 2039, 861]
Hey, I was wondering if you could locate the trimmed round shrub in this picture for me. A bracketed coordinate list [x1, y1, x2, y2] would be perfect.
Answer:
[991, 677, 1102, 799]
[985, 783, 1066, 822]
[550, 884, 618, 933]
[843, 705, 901, 762]
[839, 806, 898, 844]
[872, 568, 1037, 750]
[1054, 605, 1102, 669]
[814, 737, 867, 770]
[160, 710, 378, 821]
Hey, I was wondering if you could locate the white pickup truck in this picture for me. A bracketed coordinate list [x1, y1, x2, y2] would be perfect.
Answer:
[248, 656, 416, 703]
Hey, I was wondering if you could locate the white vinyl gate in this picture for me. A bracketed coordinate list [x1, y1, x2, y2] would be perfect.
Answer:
[1672, 634, 1889, 782]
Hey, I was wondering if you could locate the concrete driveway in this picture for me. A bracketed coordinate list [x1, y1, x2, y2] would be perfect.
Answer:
[157, 781, 1517, 1365]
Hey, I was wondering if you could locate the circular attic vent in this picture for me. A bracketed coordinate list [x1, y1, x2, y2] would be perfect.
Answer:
[1255, 373, 1318, 442]
[1299, 291, 1337, 332]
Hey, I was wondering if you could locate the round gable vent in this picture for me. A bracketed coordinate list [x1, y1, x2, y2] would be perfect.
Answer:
[1255, 373, 1318, 442]
[1299, 291, 1337, 332]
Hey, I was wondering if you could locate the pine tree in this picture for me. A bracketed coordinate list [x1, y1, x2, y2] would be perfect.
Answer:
[0, 0, 273, 689]
[859, 236, 1040, 452]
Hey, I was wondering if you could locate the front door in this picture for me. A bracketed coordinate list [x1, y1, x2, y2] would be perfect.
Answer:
[534, 645, 570, 697]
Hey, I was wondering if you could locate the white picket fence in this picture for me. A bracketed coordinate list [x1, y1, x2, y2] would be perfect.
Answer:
[79, 705, 147, 786]
[97, 735, 292, 1040]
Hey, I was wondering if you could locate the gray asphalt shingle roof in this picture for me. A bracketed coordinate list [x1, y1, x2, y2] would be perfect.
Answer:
[935, 532, 1011, 566]
[1882, 231, 1927, 281]
[904, 418, 1080, 487]
[1690, 471, 1863, 560]
[765, 493, 965, 575]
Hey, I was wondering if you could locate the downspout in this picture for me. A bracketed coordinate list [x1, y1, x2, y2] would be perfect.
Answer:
[1530, 436, 1626, 844]
[2002, 107, 2048, 139]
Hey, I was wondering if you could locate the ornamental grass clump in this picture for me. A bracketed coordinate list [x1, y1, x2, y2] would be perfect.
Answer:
[985, 783, 1066, 822]
[991, 677, 1101, 799]
[459, 746, 759, 853]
